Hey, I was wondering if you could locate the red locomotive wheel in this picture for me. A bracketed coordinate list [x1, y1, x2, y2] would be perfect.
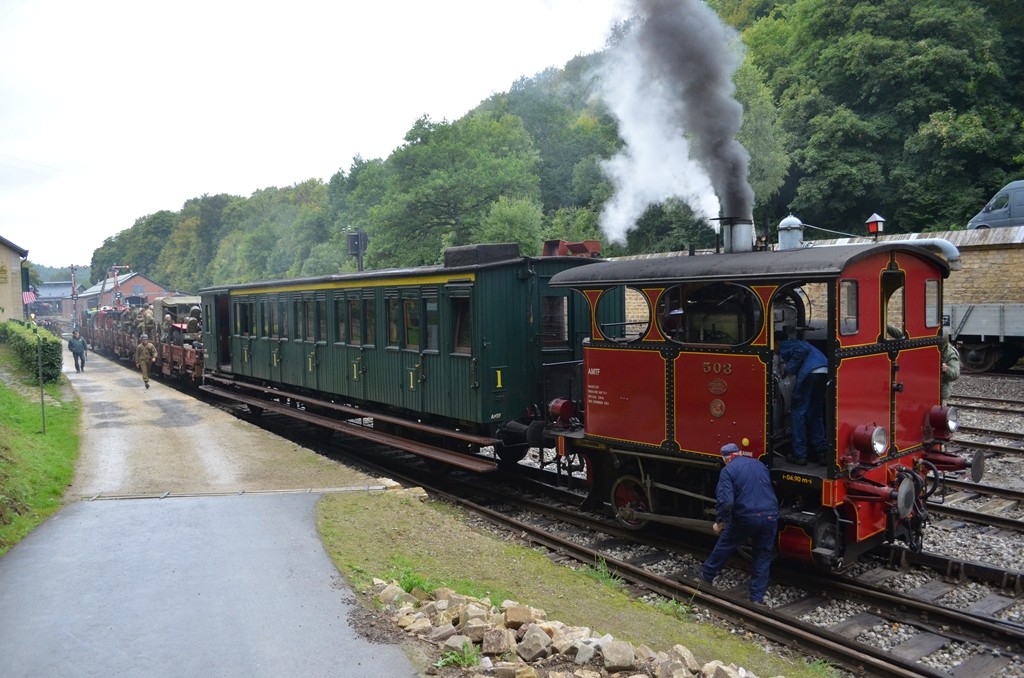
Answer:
[610, 475, 653, 530]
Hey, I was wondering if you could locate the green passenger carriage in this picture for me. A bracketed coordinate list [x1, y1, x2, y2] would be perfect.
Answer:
[199, 244, 602, 466]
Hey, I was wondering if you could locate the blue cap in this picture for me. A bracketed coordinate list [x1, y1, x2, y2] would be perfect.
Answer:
[720, 443, 740, 456]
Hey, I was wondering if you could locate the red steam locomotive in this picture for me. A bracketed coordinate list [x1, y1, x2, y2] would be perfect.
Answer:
[545, 234, 975, 567]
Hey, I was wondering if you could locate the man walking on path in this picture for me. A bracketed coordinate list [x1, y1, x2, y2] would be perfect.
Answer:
[135, 334, 157, 389]
[67, 330, 88, 372]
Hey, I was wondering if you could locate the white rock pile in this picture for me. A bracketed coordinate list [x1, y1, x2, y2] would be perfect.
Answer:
[373, 579, 782, 678]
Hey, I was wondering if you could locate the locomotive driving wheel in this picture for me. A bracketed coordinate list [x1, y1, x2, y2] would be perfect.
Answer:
[610, 475, 653, 530]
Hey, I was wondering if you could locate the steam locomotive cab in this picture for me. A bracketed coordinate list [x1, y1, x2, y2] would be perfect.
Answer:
[548, 242, 971, 568]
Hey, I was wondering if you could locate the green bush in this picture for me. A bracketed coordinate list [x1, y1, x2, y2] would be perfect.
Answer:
[0, 321, 63, 383]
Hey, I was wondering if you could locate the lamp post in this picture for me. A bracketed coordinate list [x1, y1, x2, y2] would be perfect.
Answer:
[33, 326, 46, 434]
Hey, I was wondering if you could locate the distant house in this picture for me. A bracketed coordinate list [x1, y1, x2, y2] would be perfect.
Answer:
[0, 235, 30, 323]
[77, 272, 182, 312]
[32, 281, 77, 317]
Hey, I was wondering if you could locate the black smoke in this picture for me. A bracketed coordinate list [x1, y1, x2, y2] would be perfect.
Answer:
[598, 0, 754, 241]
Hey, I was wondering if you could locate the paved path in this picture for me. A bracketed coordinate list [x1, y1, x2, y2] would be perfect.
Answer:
[0, 351, 419, 677]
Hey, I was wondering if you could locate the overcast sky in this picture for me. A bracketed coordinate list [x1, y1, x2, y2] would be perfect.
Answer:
[0, 0, 627, 268]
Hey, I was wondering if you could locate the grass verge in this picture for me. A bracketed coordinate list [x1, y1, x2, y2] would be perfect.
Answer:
[0, 344, 80, 556]
[318, 490, 831, 678]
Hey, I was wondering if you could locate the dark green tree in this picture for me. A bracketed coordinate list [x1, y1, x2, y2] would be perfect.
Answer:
[367, 113, 541, 267]
[745, 0, 1024, 231]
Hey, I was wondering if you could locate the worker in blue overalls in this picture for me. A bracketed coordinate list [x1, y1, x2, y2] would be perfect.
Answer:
[700, 443, 779, 604]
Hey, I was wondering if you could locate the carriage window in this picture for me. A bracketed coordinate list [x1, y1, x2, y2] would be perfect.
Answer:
[348, 299, 362, 345]
[334, 299, 346, 344]
[236, 302, 253, 337]
[657, 282, 763, 346]
[386, 297, 400, 348]
[596, 286, 648, 342]
[403, 299, 421, 350]
[364, 297, 376, 346]
[271, 301, 284, 339]
[303, 300, 316, 341]
[424, 298, 439, 351]
[882, 270, 906, 339]
[317, 300, 326, 341]
[925, 279, 940, 328]
[291, 300, 301, 340]
[452, 297, 471, 354]
[839, 280, 858, 335]
[542, 296, 568, 348]
[265, 301, 276, 339]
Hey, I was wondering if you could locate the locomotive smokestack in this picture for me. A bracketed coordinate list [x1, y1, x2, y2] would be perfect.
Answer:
[720, 216, 754, 253]
[596, 0, 755, 249]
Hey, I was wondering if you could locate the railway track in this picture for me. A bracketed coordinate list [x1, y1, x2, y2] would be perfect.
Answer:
[169, 372, 1024, 675]
[226, 406, 1023, 677]
[928, 479, 1024, 533]
[949, 395, 1024, 417]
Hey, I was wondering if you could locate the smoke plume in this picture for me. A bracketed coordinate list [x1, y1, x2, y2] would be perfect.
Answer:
[597, 0, 754, 243]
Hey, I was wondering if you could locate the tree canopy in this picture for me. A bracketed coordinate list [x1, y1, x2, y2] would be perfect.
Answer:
[88, 0, 1024, 289]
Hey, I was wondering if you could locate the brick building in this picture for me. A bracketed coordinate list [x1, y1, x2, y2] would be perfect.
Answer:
[78, 272, 181, 312]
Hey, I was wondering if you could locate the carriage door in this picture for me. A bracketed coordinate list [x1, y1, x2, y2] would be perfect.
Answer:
[280, 295, 306, 389]
[386, 289, 427, 413]
[418, 292, 442, 417]
[231, 297, 256, 377]
[267, 296, 286, 384]
[446, 285, 477, 422]
[298, 293, 325, 392]
[341, 292, 371, 403]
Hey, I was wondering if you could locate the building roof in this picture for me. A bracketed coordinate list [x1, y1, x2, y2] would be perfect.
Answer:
[78, 272, 140, 297]
[35, 281, 75, 299]
[0, 235, 28, 258]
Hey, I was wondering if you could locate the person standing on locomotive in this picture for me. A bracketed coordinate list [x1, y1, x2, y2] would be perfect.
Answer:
[940, 335, 961, 404]
[135, 334, 157, 389]
[67, 330, 87, 373]
[778, 337, 828, 465]
[700, 443, 779, 604]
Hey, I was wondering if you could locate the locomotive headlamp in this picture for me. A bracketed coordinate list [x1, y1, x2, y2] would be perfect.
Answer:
[925, 405, 958, 439]
[852, 424, 887, 461]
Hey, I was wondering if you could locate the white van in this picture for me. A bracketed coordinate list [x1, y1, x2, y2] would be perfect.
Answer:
[967, 180, 1024, 229]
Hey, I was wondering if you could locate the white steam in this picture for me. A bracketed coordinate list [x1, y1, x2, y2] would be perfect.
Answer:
[596, 0, 753, 244]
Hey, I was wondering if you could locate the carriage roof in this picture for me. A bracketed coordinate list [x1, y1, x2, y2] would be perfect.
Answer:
[549, 242, 950, 287]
